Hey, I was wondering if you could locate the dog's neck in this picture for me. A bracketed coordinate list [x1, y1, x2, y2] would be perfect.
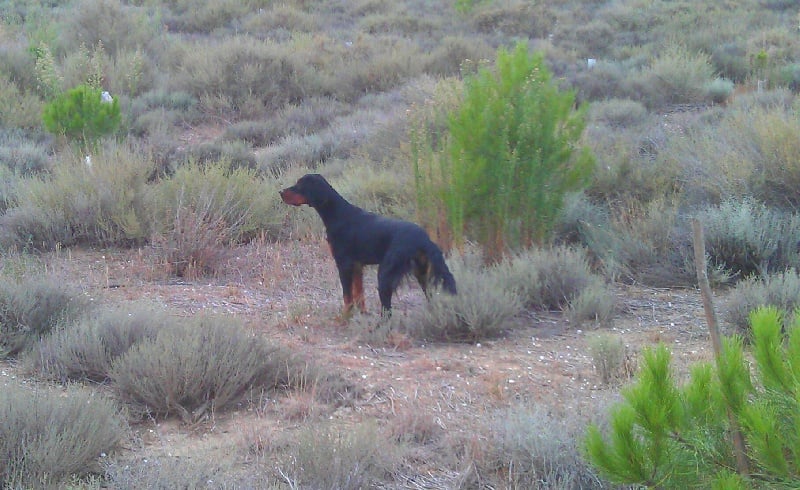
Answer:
[312, 190, 359, 228]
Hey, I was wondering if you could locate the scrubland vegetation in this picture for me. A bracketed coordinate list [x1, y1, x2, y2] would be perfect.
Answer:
[3, 0, 800, 487]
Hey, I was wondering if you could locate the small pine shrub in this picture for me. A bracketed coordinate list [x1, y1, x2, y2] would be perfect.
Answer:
[42, 84, 121, 152]
[27, 303, 166, 382]
[279, 421, 402, 489]
[0, 384, 124, 488]
[724, 269, 800, 338]
[0, 276, 87, 358]
[413, 42, 594, 258]
[585, 308, 800, 488]
[110, 315, 293, 421]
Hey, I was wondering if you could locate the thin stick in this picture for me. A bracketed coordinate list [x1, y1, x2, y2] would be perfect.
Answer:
[691, 218, 749, 476]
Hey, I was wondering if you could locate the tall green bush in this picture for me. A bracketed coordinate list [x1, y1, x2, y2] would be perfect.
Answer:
[42, 84, 120, 152]
[412, 42, 594, 259]
[584, 306, 800, 488]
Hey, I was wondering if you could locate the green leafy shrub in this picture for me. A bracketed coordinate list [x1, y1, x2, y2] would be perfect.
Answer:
[42, 84, 121, 151]
[0, 276, 87, 358]
[585, 307, 800, 488]
[0, 384, 124, 488]
[412, 42, 594, 259]
[110, 315, 295, 421]
[27, 303, 165, 382]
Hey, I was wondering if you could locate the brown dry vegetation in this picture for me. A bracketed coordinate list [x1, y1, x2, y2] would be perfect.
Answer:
[1, 240, 717, 488]
[3, 0, 800, 487]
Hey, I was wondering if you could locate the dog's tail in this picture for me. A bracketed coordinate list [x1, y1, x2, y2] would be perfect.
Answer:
[424, 241, 457, 295]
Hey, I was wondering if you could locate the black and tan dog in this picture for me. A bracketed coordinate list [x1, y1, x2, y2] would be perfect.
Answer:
[280, 174, 456, 316]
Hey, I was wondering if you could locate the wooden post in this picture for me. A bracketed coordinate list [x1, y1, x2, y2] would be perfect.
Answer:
[691, 218, 749, 476]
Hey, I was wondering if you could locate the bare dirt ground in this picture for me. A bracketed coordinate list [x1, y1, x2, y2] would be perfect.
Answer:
[0, 238, 722, 479]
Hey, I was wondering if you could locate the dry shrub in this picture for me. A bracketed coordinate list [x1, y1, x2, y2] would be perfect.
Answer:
[499, 246, 610, 312]
[110, 315, 294, 422]
[0, 145, 154, 251]
[278, 421, 403, 489]
[388, 409, 443, 446]
[0, 78, 43, 129]
[424, 35, 494, 76]
[586, 333, 629, 385]
[575, 199, 695, 286]
[26, 303, 166, 382]
[589, 98, 649, 129]
[324, 36, 424, 103]
[492, 246, 615, 325]
[724, 269, 800, 338]
[699, 198, 800, 278]
[166, 35, 322, 118]
[470, 0, 557, 39]
[223, 96, 348, 147]
[633, 44, 717, 108]
[480, 405, 605, 489]
[0, 275, 87, 358]
[148, 161, 284, 276]
[1, 384, 125, 488]
[410, 252, 522, 342]
[0, 129, 51, 176]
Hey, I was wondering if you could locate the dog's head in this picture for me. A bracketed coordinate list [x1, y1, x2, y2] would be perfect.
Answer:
[279, 173, 335, 208]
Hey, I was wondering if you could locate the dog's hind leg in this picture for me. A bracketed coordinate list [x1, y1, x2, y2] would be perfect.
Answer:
[412, 253, 433, 297]
[377, 262, 404, 315]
